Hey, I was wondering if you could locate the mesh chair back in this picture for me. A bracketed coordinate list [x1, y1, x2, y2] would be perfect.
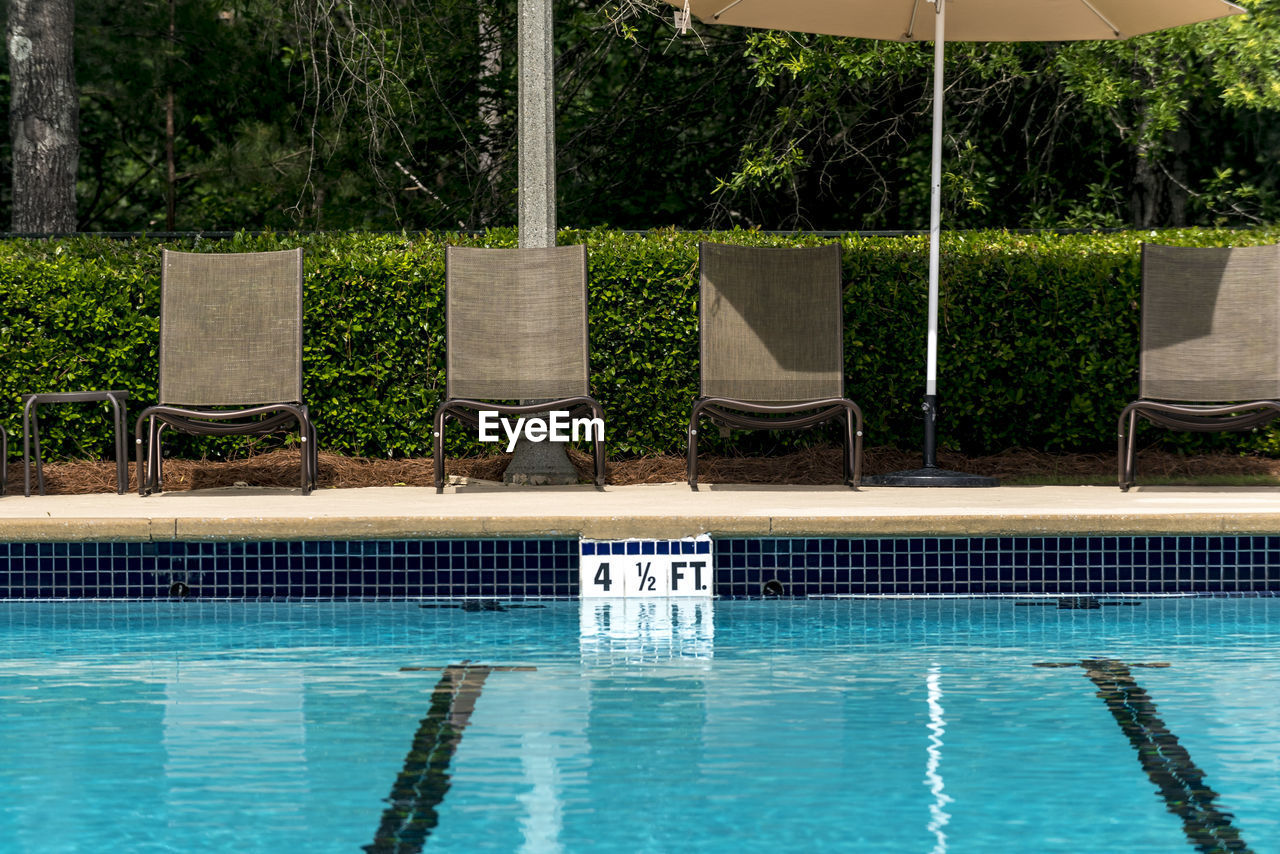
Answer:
[1140, 243, 1280, 402]
[699, 243, 844, 402]
[445, 245, 590, 400]
[158, 249, 304, 407]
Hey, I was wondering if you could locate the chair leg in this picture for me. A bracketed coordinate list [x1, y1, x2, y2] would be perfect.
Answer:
[593, 439, 606, 488]
[845, 401, 864, 489]
[107, 393, 128, 494]
[134, 414, 150, 496]
[150, 419, 161, 494]
[32, 407, 45, 496]
[433, 406, 448, 493]
[288, 406, 311, 495]
[1118, 405, 1139, 491]
[22, 396, 35, 497]
[299, 431, 310, 494]
[1116, 409, 1127, 490]
[307, 416, 319, 491]
[842, 409, 852, 487]
[293, 410, 317, 493]
[590, 401, 607, 488]
[687, 399, 705, 491]
[1126, 409, 1140, 489]
[119, 396, 129, 493]
[151, 418, 166, 494]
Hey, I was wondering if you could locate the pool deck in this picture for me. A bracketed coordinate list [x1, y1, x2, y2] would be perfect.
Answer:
[1, 481, 1279, 541]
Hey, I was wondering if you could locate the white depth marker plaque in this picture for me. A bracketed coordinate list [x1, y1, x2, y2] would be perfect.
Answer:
[579, 536, 713, 598]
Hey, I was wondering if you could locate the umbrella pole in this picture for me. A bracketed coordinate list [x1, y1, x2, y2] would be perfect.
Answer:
[866, 0, 997, 487]
[923, 0, 944, 471]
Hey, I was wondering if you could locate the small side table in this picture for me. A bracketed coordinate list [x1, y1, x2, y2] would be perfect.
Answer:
[22, 390, 131, 496]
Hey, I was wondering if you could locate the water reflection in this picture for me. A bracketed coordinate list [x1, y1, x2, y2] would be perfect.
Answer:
[579, 599, 715, 667]
[925, 662, 951, 854]
[163, 661, 309, 841]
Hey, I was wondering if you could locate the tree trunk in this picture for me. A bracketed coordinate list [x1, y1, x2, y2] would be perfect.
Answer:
[1166, 124, 1190, 227]
[475, 1, 502, 228]
[1130, 152, 1159, 229]
[165, 0, 176, 231]
[1129, 129, 1191, 229]
[8, 0, 79, 233]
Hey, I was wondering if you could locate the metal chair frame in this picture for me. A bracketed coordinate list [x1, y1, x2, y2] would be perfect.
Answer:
[433, 245, 606, 492]
[22, 390, 130, 496]
[1118, 243, 1280, 490]
[1117, 401, 1280, 491]
[135, 249, 317, 496]
[687, 398, 863, 490]
[136, 405, 317, 495]
[434, 397, 607, 492]
[688, 242, 864, 490]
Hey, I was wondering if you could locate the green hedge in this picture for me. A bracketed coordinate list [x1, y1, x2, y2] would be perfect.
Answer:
[2, 226, 1278, 462]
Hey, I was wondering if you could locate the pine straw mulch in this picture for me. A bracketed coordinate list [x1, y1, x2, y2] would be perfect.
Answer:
[14, 445, 1280, 494]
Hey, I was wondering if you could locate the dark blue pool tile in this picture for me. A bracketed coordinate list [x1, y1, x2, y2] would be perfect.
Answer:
[2, 533, 1280, 599]
[713, 535, 1280, 598]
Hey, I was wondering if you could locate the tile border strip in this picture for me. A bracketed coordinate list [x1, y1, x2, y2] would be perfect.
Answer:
[0, 535, 1276, 599]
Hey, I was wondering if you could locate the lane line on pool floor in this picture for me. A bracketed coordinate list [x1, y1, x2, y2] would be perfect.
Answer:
[1035, 659, 1252, 854]
[364, 661, 534, 853]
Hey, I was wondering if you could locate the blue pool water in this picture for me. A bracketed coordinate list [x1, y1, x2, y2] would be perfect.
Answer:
[1, 598, 1277, 853]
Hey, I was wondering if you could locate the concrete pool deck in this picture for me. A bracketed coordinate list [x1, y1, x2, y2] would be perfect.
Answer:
[1, 481, 1279, 541]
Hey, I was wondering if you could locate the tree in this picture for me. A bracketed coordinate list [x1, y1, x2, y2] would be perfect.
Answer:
[8, 0, 78, 232]
[1051, 0, 1280, 227]
[14, 0, 1277, 233]
[75, 0, 307, 231]
[702, 0, 1280, 229]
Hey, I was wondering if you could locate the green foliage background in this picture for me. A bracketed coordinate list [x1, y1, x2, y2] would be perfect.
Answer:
[7, 0, 1280, 233]
[3, 227, 1279, 464]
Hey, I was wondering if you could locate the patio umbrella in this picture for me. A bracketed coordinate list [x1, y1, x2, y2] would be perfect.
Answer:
[669, 0, 1245, 485]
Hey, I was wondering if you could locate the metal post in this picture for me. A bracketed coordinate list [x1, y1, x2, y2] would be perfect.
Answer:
[509, 0, 578, 484]
[517, 0, 555, 249]
[865, 0, 997, 487]
[923, 0, 944, 469]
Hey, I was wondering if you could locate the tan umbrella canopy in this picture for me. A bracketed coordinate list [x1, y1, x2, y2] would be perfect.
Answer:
[690, 0, 1242, 42]
[670, 0, 1245, 485]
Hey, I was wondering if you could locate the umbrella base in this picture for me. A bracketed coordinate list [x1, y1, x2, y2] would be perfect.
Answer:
[865, 466, 999, 487]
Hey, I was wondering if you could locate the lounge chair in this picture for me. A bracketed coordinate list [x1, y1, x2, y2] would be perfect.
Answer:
[134, 248, 317, 495]
[688, 242, 864, 489]
[433, 245, 606, 491]
[1118, 243, 1280, 490]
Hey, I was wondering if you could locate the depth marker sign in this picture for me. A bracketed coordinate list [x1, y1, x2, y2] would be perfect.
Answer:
[579, 536, 714, 598]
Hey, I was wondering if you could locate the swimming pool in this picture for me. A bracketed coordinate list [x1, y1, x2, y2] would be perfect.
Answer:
[1, 598, 1275, 852]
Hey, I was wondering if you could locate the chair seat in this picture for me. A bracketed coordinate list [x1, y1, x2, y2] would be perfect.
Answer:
[693, 397, 860, 431]
[137, 249, 316, 495]
[434, 246, 606, 492]
[689, 243, 865, 490]
[1125, 399, 1280, 433]
[1118, 243, 1280, 490]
